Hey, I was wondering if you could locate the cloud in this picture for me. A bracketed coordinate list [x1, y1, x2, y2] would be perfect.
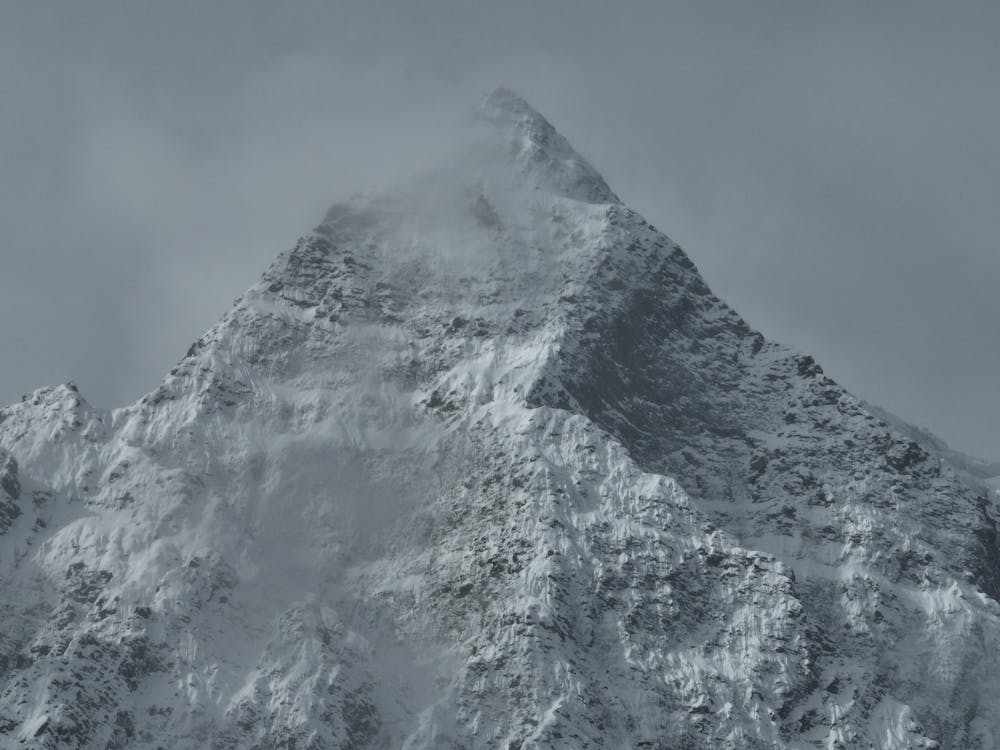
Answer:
[1, 2, 998, 458]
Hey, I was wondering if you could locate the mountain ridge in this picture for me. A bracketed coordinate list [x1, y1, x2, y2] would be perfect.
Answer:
[1, 89, 998, 749]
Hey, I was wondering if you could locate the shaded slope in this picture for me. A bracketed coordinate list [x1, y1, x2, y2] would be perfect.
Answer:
[0, 90, 997, 749]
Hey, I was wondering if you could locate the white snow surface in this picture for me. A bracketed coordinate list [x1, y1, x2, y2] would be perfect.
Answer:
[2, 89, 1000, 749]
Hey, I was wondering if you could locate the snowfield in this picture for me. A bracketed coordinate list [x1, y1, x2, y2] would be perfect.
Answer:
[1, 88, 999, 749]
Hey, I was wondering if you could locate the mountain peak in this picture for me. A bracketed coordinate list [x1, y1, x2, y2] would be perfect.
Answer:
[477, 87, 619, 204]
[479, 86, 545, 124]
[3, 89, 1000, 750]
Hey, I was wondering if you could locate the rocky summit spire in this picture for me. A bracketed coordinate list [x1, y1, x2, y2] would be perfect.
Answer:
[1, 89, 999, 749]
[478, 86, 619, 204]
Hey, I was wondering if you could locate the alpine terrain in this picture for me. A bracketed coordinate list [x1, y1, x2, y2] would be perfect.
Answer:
[2, 88, 1000, 749]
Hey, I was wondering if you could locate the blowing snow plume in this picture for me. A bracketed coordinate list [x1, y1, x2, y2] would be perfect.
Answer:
[1, 88, 999, 749]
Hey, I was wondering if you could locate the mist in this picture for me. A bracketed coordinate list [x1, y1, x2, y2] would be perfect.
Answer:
[1, 2, 998, 458]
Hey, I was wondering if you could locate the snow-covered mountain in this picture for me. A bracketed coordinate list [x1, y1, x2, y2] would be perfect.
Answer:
[2, 88, 999, 749]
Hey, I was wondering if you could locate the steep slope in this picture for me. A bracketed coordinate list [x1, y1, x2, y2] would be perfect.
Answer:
[1, 89, 998, 749]
[863, 402, 1000, 484]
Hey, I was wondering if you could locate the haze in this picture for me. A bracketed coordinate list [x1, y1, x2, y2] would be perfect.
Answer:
[1, 2, 998, 459]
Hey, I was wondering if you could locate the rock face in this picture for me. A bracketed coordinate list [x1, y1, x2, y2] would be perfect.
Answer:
[1, 89, 999, 749]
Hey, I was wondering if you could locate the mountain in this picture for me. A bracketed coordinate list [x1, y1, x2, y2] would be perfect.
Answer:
[862, 402, 1000, 483]
[2, 88, 999, 749]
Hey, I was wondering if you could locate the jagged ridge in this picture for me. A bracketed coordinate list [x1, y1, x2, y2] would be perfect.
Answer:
[0, 89, 998, 749]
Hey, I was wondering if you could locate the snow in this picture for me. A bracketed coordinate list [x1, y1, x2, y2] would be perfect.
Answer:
[0, 88, 997, 748]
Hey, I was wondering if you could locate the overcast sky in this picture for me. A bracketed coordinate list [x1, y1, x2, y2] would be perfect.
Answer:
[1, 2, 998, 459]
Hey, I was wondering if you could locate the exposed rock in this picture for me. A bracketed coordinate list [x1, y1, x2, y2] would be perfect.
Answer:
[0, 88, 997, 749]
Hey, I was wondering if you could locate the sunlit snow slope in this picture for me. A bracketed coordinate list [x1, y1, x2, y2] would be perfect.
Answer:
[2, 88, 999, 749]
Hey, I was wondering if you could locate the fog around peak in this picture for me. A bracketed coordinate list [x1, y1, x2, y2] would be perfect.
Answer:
[1, 2, 998, 459]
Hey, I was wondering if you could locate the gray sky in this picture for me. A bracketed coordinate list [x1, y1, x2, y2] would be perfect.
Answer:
[1, 2, 998, 459]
